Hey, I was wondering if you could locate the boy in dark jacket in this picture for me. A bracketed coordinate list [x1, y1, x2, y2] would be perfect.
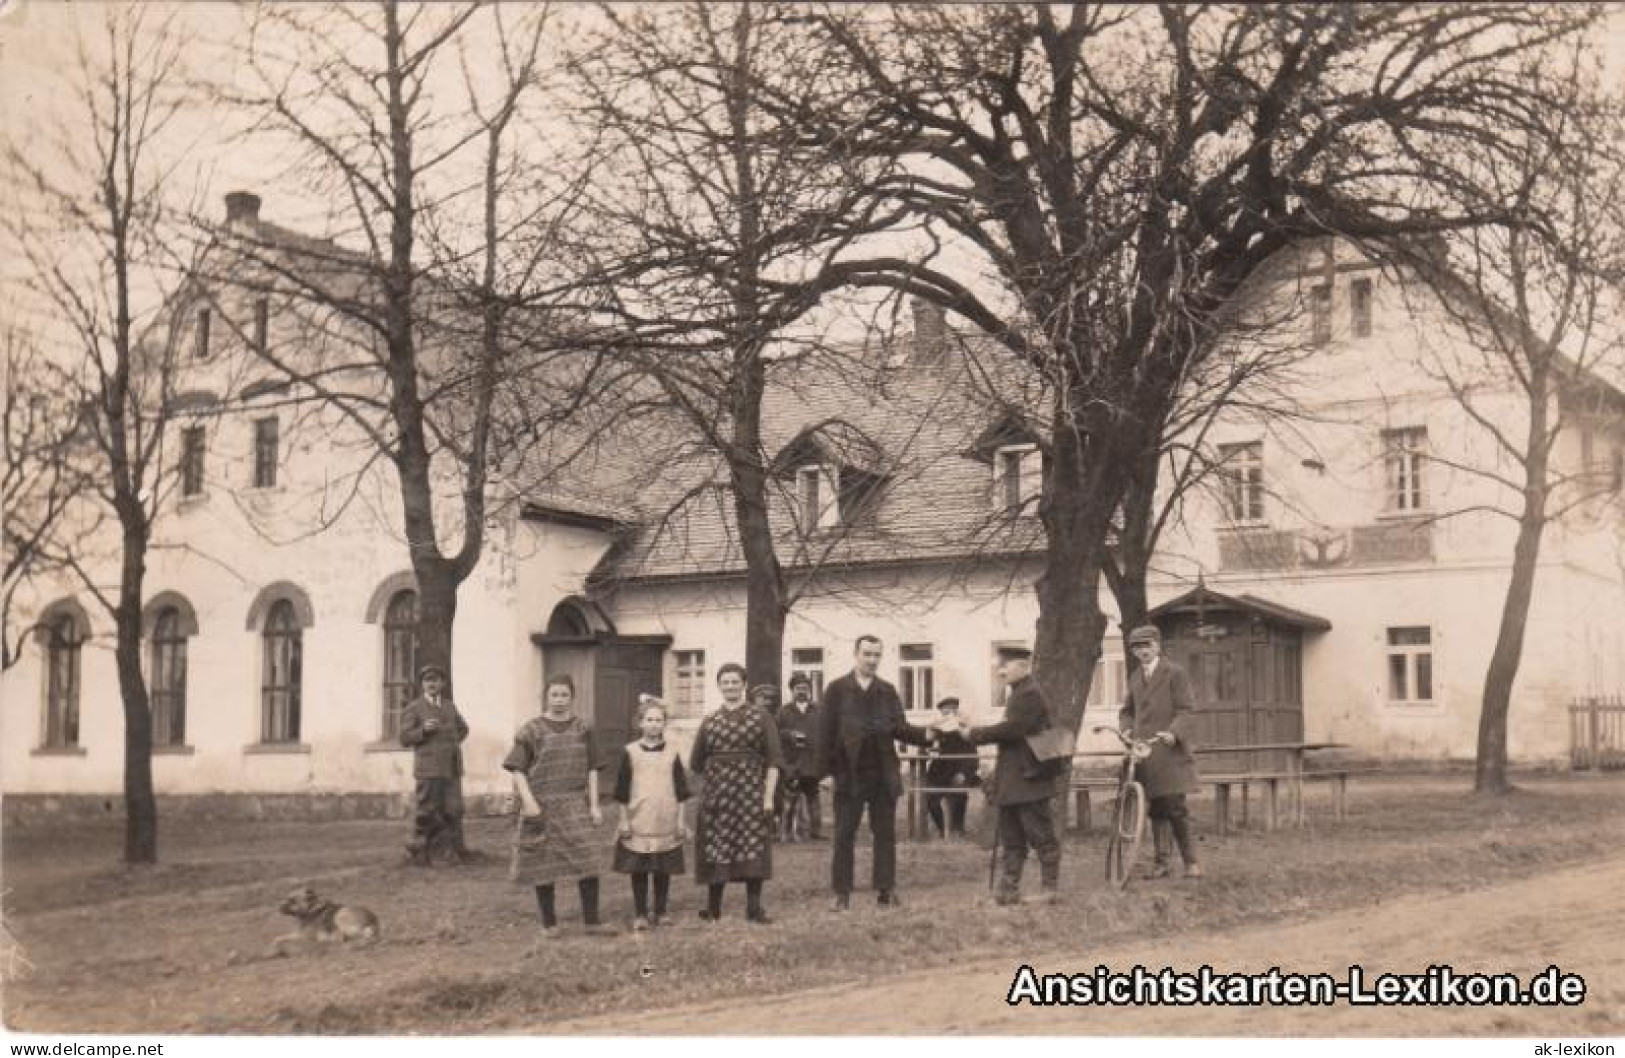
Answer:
[924, 697, 979, 840]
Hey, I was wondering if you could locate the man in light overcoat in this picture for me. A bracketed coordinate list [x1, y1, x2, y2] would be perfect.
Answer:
[1119, 625, 1203, 878]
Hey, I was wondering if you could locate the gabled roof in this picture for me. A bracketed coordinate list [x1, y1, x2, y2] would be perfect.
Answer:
[1149, 583, 1331, 632]
[586, 334, 1054, 585]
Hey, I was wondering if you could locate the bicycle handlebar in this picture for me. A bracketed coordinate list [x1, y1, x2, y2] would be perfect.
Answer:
[1090, 725, 1155, 760]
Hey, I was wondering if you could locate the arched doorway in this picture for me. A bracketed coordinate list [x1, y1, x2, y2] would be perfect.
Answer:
[534, 598, 670, 757]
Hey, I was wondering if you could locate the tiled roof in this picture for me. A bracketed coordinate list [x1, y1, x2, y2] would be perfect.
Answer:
[582, 333, 1056, 585]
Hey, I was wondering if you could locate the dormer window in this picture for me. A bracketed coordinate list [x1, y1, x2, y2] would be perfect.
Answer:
[796, 465, 839, 531]
[969, 413, 1045, 515]
[993, 444, 1041, 512]
[775, 420, 887, 534]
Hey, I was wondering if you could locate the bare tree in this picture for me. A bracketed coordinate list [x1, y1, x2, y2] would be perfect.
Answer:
[1395, 53, 1625, 793]
[565, 2, 919, 688]
[797, 3, 1605, 731]
[1, 323, 102, 671]
[2, 7, 194, 863]
[216, 1, 601, 685]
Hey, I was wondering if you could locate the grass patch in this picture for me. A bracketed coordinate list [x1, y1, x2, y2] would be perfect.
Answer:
[6, 775, 1624, 1034]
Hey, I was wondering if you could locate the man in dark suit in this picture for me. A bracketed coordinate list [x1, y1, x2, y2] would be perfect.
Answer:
[775, 673, 824, 840]
[965, 645, 1063, 905]
[1120, 625, 1202, 878]
[819, 634, 937, 910]
[399, 664, 471, 865]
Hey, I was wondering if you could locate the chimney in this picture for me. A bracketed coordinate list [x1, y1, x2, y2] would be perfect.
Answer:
[224, 191, 262, 226]
[910, 297, 947, 363]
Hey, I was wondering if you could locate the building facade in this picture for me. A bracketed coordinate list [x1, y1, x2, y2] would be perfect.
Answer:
[6, 214, 1623, 802]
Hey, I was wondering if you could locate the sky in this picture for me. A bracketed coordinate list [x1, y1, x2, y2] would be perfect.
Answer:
[2, 0, 1624, 351]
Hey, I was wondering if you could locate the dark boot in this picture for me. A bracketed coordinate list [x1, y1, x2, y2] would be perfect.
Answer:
[404, 810, 436, 866]
[1147, 819, 1173, 879]
[1030, 850, 1061, 904]
[995, 848, 1026, 906]
[1170, 813, 1202, 878]
[446, 816, 475, 862]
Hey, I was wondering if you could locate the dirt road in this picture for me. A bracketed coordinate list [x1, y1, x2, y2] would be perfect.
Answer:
[551, 854, 1625, 1036]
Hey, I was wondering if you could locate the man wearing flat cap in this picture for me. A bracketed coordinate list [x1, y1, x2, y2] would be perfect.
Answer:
[775, 673, 824, 841]
[963, 644, 1064, 904]
[1121, 625, 1202, 878]
[400, 664, 472, 864]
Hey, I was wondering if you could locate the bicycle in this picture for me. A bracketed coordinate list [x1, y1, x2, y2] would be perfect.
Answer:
[1092, 725, 1154, 890]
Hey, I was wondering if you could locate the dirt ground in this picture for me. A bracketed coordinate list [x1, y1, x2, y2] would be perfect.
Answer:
[3, 775, 1624, 1036]
[553, 853, 1625, 1036]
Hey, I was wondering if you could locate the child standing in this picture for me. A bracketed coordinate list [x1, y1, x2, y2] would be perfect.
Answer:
[505, 673, 616, 939]
[612, 695, 691, 931]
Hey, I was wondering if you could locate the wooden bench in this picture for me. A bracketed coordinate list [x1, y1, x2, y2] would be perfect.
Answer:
[1068, 768, 1358, 835]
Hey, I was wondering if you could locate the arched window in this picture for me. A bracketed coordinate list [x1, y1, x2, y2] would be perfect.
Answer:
[382, 589, 419, 739]
[43, 613, 82, 748]
[261, 599, 303, 743]
[150, 607, 188, 746]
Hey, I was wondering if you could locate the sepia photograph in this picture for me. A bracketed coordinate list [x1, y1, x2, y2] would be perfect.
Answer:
[1, 0, 1623, 1047]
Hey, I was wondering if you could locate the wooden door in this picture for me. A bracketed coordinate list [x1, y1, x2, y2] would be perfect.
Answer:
[593, 642, 667, 761]
[541, 643, 597, 722]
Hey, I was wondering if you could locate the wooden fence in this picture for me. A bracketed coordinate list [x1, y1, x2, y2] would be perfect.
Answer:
[1570, 695, 1625, 770]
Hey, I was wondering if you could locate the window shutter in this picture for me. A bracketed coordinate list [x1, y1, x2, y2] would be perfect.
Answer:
[1019, 448, 1043, 504]
[817, 466, 840, 528]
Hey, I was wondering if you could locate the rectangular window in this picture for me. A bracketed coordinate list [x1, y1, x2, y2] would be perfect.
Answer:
[253, 417, 279, 489]
[899, 643, 934, 712]
[671, 649, 706, 719]
[797, 466, 839, 530]
[789, 647, 824, 700]
[195, 307, 211, 360]
[1350, 278, 1373, 338]
[180, 426, 206, 497]
[993, 444, 1041, 512]
[1218, 441, 1265, 522]
[1382, 427, 1428, 512]
[1386, 626, 1434, 704]
[1086, 656, 1126, 709]
[253, 297, 270, 354]
[1310, 283, 1332, 345]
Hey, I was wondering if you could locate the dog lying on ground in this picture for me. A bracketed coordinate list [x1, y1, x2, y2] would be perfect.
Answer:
[271, 885, 381, 957]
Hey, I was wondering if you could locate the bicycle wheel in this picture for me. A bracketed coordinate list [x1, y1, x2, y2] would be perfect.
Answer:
[1104, 781, 1147, 890]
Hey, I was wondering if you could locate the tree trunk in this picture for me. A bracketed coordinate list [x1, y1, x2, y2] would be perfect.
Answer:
[414, 555, 458, 696]
[1476, 500, 1546, 795]
[739, 502, 788, 692]
[115, 524, 157, 864]
[1476, 364, 1552, 795]
[1034, 382, 1117, 733]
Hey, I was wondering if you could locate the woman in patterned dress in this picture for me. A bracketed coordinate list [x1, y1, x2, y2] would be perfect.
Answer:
[505, 674, 615, 938]
[690, 662, 782, 924]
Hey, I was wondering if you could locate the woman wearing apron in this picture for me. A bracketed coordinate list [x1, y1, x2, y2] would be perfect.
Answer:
[505, 673, 615, 938]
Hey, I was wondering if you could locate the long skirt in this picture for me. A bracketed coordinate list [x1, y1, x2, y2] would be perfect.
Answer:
[510, 793, 602, 885]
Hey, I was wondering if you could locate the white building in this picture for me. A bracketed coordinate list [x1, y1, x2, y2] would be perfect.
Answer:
[5, 206, 1623, 806]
